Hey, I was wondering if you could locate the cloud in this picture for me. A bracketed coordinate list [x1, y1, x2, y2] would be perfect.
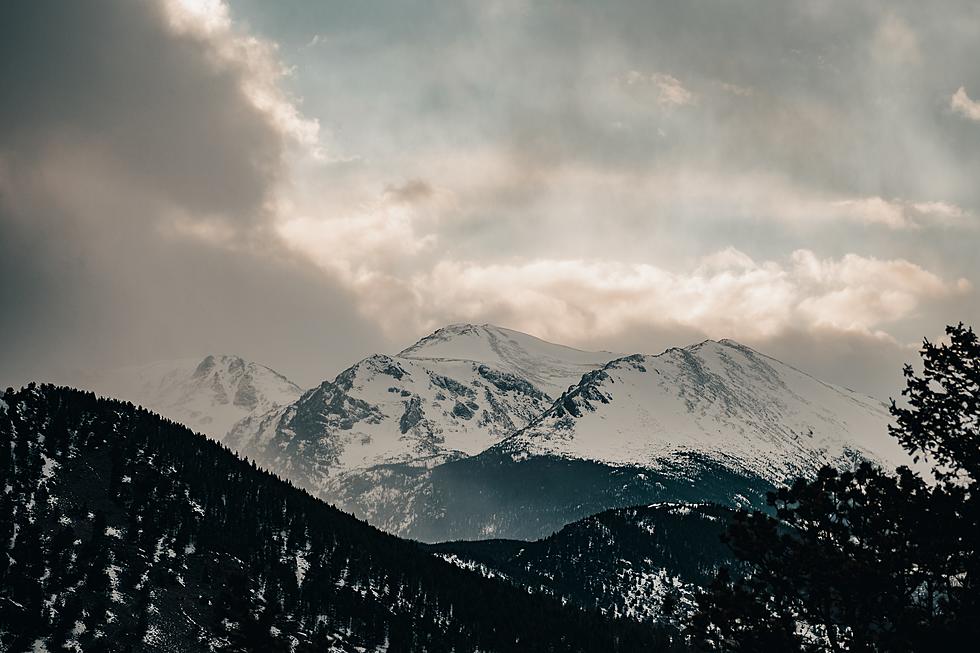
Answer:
[622, 71, 697, 107]
[162, 0, 323, 158]
[396, 151, 974, 234]
[790, 251, 959, 331]
[871, 14, 921, 66]
[718, 82, 754, 97]
[951, 86, 980, 121]
[276, 178, 456, 284]
[384, 179, 437, 204]
[275, 147, 974, 351]
[255, 1, 980, 391]
[0, 0, 383, 388]
[278, 205, 437, 282]
[0, 0, 335, 234]
[4, 0, 980, 399]
[307, 247, 968, 351]
[652, 73, 697, 107]
[829, 196, 971, 229]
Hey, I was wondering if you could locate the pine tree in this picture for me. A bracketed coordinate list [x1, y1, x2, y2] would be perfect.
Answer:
[891, 323, 980, 482]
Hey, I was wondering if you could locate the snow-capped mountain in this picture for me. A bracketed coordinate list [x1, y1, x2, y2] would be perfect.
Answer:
[228, 324, 614, 492]
[229, 326, 907, 542]
[497, 339, 907, 483]
[384, 339, 908, 541]
[398, 323, 619, 396]
[84, 354, 303, 442]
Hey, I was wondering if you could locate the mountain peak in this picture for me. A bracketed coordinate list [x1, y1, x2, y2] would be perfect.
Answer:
[682, 338, 750, 352]
[399, 323, 613, 359]
[84, 354, 303, 441]
[502, 334, 907, 485]
[397, 323, 506, 355]
[717, 338, 745, 347]
[192, 353, 248, 378]
[396, 324, 618, 395]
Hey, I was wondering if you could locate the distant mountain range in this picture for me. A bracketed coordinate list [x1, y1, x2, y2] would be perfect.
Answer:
[227, 324, 610, 475]
[80, 354, 303, 441]
[69, 324, 907, 542]
[233, 325, 905, 540]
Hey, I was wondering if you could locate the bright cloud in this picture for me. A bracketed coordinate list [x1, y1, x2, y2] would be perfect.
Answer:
[272, 146, 973, 347]
[622, 71, 697, 107]
[828, 197, 970, 229]
[285, 238, 968, 346]
[417, 250, 967, 344]
[951, 86, 980, 122]
[163, 0, 322, 156]
[276, 179, 456, 283]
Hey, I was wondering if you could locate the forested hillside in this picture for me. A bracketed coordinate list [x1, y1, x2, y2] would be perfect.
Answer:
[0, 384, 672, 652]
[427, 503, 739, 625]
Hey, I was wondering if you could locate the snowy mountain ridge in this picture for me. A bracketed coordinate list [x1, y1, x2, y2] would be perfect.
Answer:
[227, 325, 614, 486]
[81, 325, 910, 541]
[223, 324, 909, 541]
[495, 338, 906, 484]
[82, 354, 303, 442]
[398, 323, 619, 395]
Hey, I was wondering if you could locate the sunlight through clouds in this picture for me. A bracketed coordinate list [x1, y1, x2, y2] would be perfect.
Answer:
[3, 0, 979, 395]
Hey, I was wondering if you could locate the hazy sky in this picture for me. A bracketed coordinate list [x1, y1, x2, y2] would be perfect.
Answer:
[2, 0, 978, 398]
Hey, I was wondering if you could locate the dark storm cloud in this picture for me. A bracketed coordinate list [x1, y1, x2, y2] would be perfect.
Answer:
[0, 0, 280, 220]
[0, 0, 386, 389]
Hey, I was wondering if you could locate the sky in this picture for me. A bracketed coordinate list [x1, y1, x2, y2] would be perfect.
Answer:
[1, 0, 978, 398]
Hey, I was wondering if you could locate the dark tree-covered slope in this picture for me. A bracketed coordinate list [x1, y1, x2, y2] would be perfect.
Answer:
[426, 503, 739, 625]
[397, 451, 772, 542]
[0, 384, 672, 652]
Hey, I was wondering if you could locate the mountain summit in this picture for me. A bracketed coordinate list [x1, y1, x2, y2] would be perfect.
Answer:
[398, 324, 618, 395]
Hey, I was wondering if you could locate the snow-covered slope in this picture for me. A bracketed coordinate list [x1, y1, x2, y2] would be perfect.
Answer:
[228, 325, 615, 492]
[399, 324, 618, 395]
[228, 354, 555, 473]
[86, 355, 303, 441]
[498, 340, 906, 484]
[328, 338, 909, 541]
